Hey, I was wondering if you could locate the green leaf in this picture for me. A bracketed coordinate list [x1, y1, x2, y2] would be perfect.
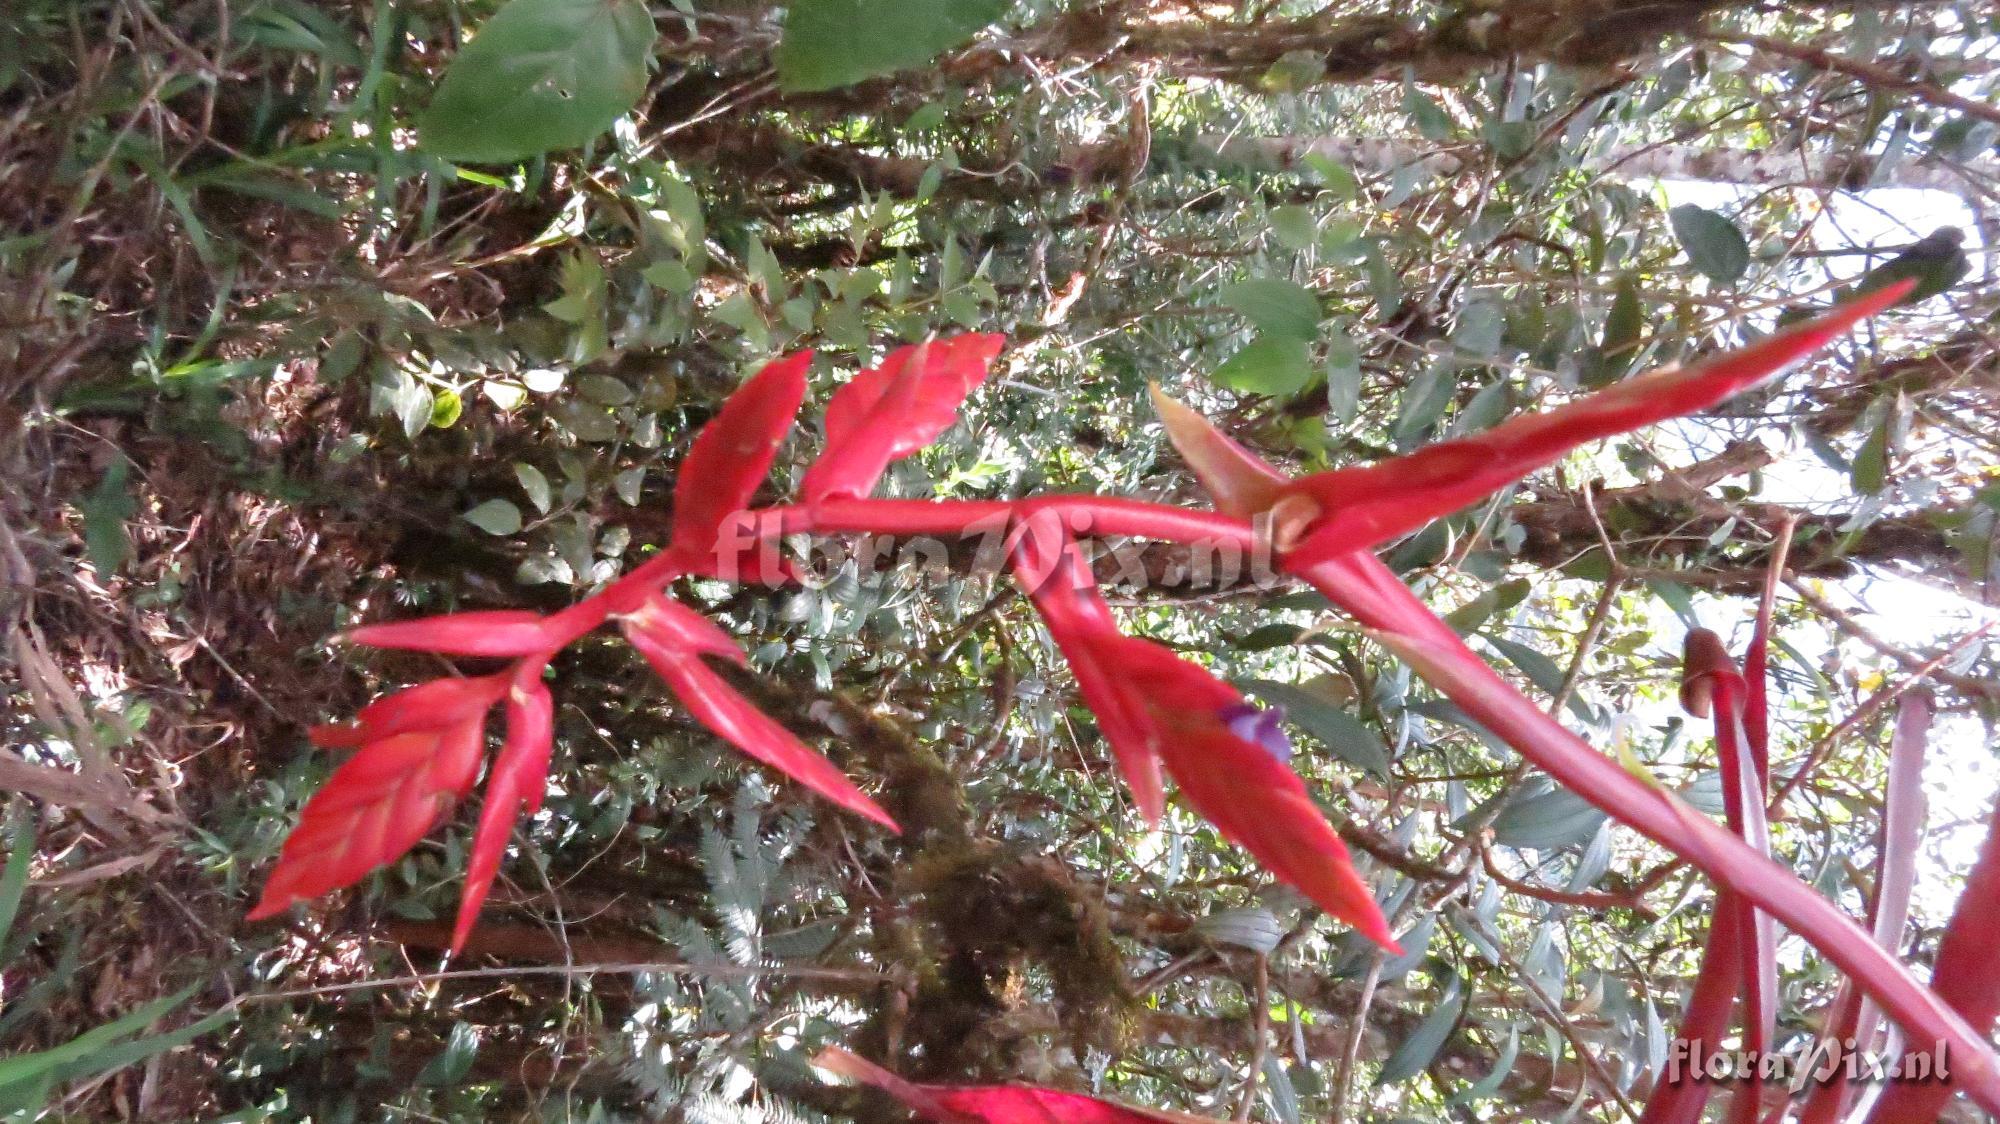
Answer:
[1668, 204, 1749, 284]
[418, 1022, 480, 1087]
[417, 0, 656, 164]
[1858, 226, 1969, 306]
[1213, 335, 1312, 397]
[0, 802, 33, 948]
[1445, 1025, 1519, 1105]
[1492, 784, 1608, 850]
[1324, 326, 1362, 422]
[1220, 278, 1321, 340]
[1390, 367, 1454, 450]
[80, 460, 135, 577]
[428, 388, 464, 429]
[1584, 271, 1645, 386]
[775, 0, 1009, 93]
[463, 498, 524, 535]
[1268, 205, 1319, 252]
[1301, 154, 1358, 201]
[1378, 971, 1464, 1084]
[514, 463, 553, 513]
[1239, 679, 1391, 778]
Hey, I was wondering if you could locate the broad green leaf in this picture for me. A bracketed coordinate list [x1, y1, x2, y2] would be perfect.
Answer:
[1851, 392, 1907, 495]
[1301, 154, 1359, 201]
[1390, 367, 1454, 450]
[1268, 205, 1319, 252]
[79, 460, 135, 577]
[1377, 914, 1437, 982]
[1668, 204, 1749, 284]
[428, 388, 464, 429]
[1213, 335, 1312, 397]
[418, 0, 655, 163]
[513, 463, 553, 513]
[1445, 1025, 1519, 1105]
[1221, 278, 1322, 340]
[775, 0, 1009, 93]
[1584, 272, 1644, 387]
[418, 1021, 480, 1087]
[463, 498, 524, 535]
[0, 803, 32, 948]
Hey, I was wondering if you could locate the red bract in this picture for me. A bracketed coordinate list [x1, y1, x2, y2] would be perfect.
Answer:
[248, 673, 510, 922]
[1274, 281, 1914, 565]
[620, 592, 898, 831]
[800, 334, 1005, 503]
[669, 350, 813, 567]
[452, 662, 555, 955]
[815, 1045, 1214, 1123]
[1009, 515, 1166, 823]
[1009, 517, 1396, 950]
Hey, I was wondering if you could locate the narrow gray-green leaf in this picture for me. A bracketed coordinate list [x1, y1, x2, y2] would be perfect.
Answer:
[1378, 971, 1464, 1084]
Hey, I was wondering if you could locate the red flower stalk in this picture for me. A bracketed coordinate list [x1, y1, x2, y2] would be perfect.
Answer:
[1150, 282, 2000, 1111]
[620, 592, 897, 832]
[800, 334, 1006, 504]
[1010, 514, 1397, 950]
[1647, 628, 1775, 1124]
[815, 1045, 1214, 1123]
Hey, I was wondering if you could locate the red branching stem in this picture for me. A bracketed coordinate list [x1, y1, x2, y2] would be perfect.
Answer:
[1293, 551, 2000, 1115]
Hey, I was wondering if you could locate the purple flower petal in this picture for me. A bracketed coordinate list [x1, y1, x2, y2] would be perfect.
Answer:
[1220, 702, 1294, 764]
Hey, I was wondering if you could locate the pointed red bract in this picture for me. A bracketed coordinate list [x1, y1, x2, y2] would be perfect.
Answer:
[452, 664, 556, 955]
[308, 674, 511, 749]
[1148, 384, 1287, 520]
[249, 711, 490, 921]
[815, 1046, 1215, 1124]
[1009, 516, 1166, 822]
[800, 334, 1005, 503]
[343, 610, 572, 657]
[1008, 518, 1393, 947]
[1105, 634, 1397, 950]
[621, 594, 898, 831]
[669, 351, 813, 566]
[1280, 281, 1914, 564]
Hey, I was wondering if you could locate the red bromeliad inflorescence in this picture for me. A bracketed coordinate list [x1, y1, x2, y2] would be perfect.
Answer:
[252, 278, 2000, 1118]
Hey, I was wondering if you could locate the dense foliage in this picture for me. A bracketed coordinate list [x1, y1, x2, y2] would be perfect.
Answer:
[4, 0, 2000, 1120]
